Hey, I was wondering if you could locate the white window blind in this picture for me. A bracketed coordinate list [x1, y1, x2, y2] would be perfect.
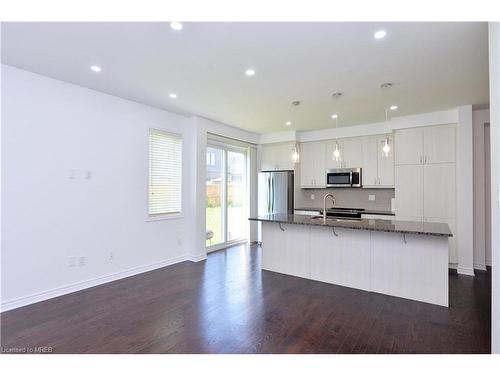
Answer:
[148, 129, 182, 216]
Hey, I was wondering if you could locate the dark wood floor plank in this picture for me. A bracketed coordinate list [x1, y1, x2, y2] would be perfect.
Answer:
[0, 244, 491, 354]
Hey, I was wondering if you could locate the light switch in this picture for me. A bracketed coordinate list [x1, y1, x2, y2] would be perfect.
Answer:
[369, 195, 375, 201]
[310, 194, 315, 200]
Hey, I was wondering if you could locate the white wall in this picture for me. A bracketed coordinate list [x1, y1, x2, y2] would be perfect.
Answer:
[1, 65, 200, 311]
[472, 109, 490, 270]
[488, 22, 500, 355]
[1, 66, 261, 311]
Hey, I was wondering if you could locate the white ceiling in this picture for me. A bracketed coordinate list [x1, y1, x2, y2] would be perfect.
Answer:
[1, 22, 489, 134]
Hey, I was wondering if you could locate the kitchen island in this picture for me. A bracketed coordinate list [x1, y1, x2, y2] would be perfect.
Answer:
[249, 214, 452, 307]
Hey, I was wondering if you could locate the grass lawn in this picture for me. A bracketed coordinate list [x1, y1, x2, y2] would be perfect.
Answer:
[206, 205, 245, 247]
[206, 206, 222, 246]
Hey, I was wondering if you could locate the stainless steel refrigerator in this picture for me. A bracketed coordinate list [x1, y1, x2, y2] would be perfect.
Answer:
[258, 170, 294, 216]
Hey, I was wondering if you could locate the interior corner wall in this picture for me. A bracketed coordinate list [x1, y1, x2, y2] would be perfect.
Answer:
[488, 21, 500, 355]
[1, 65, 195, 311]
[472, 109, 490, 271]
[456, 105, 475, 276]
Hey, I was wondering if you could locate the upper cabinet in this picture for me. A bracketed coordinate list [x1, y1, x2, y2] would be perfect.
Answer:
[300, 141, 326, 188]
[395, 125, 455, 166]
[260, 142, 295, 171]
[342, 138, 363, 168]
[395, 128, 424, 165]
[362, 135, 394, 188]
[423, 126, 456, 164]
[325, 138, 363, 169]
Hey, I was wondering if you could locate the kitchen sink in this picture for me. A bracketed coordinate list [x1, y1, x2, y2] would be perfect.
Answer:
[309, 215, 362, 223]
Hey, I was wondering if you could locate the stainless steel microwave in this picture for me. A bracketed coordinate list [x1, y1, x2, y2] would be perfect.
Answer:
[326, 168, 362, 188]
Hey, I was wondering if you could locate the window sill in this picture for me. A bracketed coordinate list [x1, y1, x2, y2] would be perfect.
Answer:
[145, 213, 183, 222]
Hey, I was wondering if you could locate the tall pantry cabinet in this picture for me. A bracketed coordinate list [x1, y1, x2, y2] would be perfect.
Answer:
[394, 125, 457, 263]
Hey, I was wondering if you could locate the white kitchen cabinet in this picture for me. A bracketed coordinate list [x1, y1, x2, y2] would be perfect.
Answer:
[300, 141, 326, 188]
[394, 125, 457, 263]
[260, 142, 295, 171]
[423, 163, 456, 219]
[395, 128, 424, 165]
[325, 137, 363, 169]
[395, 164, 424, 218]
[395, 125, 456, 166]
[362, 135, 394, 188]
[342, 138, 363, 168]
[423, 126, 456, 164]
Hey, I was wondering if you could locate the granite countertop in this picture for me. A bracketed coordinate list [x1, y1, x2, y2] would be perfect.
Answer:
[295, 207, 395, 216]
[249, 213, 452, 237]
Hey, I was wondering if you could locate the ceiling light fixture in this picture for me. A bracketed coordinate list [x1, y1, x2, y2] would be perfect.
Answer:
[382, 136, 391, 157]
[331, 113, 338, 119]
[374, 30, 387, 39]
[285, 121, 292, 126]
[90, 65, 102, 72]
[169, 93, 177, 99]
[245, 69, 256, 76]
[390, 105, 398, 111]
[170, 22, 183, 31]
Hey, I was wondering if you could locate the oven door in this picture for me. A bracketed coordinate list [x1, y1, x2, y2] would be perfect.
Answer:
[326, 170, 352, 187]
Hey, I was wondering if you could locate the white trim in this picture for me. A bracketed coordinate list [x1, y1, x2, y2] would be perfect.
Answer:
[0, 255, 188, 312]
[457, 266, 475, 276]
[187, 254, 207, 262]
[474, 263, 488, 271]
[207, 239, 247, 253]
[486, 259, 492, 267]
[448, 262, 458, 270]
[145, 213, 183, 222]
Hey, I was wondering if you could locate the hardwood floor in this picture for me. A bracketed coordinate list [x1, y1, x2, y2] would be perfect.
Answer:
[0, 244, 491, 353]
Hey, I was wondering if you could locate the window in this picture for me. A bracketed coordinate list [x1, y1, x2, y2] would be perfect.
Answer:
[148, 129, 182, 216]
[206, 151, 216, 166]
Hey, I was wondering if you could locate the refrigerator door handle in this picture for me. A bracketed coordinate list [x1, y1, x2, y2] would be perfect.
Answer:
[267, 175, 271, 214]
[270, 175, 274, 213]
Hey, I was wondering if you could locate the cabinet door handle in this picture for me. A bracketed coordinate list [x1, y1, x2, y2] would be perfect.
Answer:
[374, 177, 377, 185]
[425, 155, 427, 164]
[420, 155, 423, 164]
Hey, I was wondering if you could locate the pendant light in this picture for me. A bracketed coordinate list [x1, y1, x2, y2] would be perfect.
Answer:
[382, 136, 391, 157]
[381, 107, 395, 158]
[332, 114, 341, 162]
[291, 143, 300, 163]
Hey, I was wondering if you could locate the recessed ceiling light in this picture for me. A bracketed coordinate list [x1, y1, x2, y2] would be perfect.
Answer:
[390, 105, 398, 111]
[285, 121, 292, 126]
[90, 65, 102, 72]
[331, 113, 338, 119]
[170, 22, 183, 31]
[245, 69, 256, 76]
[169, 93, 177, 99]
[374, 30, 387, 39]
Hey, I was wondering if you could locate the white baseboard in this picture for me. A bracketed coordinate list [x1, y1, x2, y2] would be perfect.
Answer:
[486, 259, 492, 267]
[457, 266, 475, 276]
[187, 253, 207, 262]
[474, 263, 487, 271]
[448, 263, 458, 270]
[0, 254, 189, 313]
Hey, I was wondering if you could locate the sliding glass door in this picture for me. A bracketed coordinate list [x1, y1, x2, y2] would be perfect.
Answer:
[206, 144, 248, 249]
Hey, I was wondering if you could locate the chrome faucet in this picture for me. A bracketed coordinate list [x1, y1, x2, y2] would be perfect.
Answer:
[323, 193, 336, 222]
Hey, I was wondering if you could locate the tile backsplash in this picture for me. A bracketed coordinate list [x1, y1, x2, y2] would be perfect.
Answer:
[295, 187, 395, 212]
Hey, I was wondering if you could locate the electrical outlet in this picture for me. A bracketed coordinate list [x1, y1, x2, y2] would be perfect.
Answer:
[310, 194, 315, 200]
[85, 171, 92, 180]
[68, 169, 76, 180]
[177, 238, 182, 246]
[369, 195, 375, 201]
[109, 252, 114, 261]
[78, 256, 86, 267]
[68, 256, 76, 267]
